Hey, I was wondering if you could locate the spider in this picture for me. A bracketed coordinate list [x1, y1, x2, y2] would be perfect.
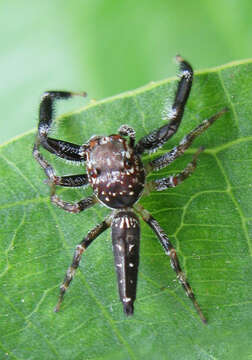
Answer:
[33, 56, 227, 324]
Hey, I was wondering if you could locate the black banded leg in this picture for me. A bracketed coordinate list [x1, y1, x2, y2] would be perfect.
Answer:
[134, 204, 206, 324]
[50, 184, 97, 213]
[33, 144, 57, 180]
[55, 216, 112, 312]
[33, 147, 89, 187]
[38, 91, 86, 138]
[147, 108, 228, 172]
[35, 90, 87, 162]
[147, 147, 204, 191]
[33, 145, 93, 211]
[51, 174, 89, 187]
[135, 56, 193, 154]
[118, 124, 136, 147]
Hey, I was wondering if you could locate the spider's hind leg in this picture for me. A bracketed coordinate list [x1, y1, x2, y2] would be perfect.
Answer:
[55, 215, 112, 312]
[134, 204, 207, 324]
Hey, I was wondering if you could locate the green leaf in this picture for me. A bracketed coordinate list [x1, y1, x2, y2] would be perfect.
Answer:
[1, 59, 252, 360]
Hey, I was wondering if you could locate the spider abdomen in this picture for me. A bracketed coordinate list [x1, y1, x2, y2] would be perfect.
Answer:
[111, 210, 140, 315]
[86, 135, 145, 209]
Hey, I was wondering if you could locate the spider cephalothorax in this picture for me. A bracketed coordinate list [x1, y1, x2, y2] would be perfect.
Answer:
[85, 134, 145, 208]
[33, 56, 227, 323]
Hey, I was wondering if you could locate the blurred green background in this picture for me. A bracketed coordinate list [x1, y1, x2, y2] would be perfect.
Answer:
[1, 0, 252, 144]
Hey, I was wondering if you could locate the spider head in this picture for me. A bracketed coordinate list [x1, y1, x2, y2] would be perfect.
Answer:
[85, 135, 145, 209]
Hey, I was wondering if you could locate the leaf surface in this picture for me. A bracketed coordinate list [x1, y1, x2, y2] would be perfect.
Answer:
[0, 59, 252, 360]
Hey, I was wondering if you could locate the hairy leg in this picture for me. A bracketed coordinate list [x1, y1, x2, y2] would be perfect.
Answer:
[146, 147, 204, 191]
[135, 56, 193, 154]
[147, 108, 227, 172]
[55, 215, 112, 312]
[134, 204, 207, 324]
[34, 90, 87, 162]
[118, 124, 136, 147]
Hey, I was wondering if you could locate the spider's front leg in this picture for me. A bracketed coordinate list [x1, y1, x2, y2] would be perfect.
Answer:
[33, 90, 97, 213]
[135, 204, 207, 324]
[135, 56, 193, 154]
[34, 90, 87, 162]
[33, 90, 88, 195]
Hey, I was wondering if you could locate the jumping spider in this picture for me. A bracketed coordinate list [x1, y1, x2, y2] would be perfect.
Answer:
[33, 56, 227, 323]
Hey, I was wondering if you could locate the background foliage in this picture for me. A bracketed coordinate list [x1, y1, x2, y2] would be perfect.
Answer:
[1, 1, 252, 359]
[1, 60, 252, 359]
[1, 0, 252, 143]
